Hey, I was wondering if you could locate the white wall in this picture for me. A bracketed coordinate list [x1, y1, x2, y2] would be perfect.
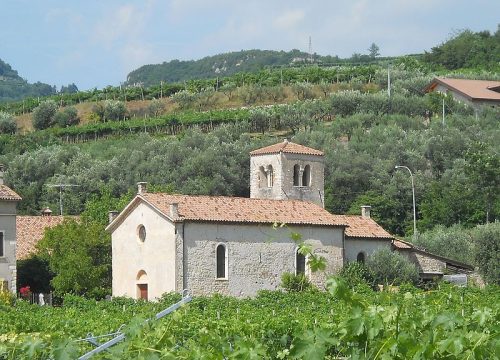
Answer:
[344, 238, 391, 263]
[0, 201, 18, 293]
[183, 222, 343, 297]
[112, 202, 176, 300]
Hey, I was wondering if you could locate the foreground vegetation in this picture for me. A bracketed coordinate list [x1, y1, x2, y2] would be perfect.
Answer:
[1, 282, 499, 359]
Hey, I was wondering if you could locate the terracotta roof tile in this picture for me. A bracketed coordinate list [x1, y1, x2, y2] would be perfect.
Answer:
[141, 193, 346, 227]
[392, 239, 413, 249]
[335, 215, 394, 239]
[16, 216, 79, 260]
[250, 141, 324, 156]
[0, 185, 22, 201]
[426, 78, 500, 101]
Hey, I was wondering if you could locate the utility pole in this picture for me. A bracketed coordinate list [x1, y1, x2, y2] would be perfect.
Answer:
[160, 81, 163, 99]
[395, 166, 417, 240]
[442, 98, 445, 126]
[387, 65, 391, 98]
[45, 183, 80, 215]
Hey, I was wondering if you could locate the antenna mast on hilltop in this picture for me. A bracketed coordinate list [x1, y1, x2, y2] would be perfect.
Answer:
[46, 183, 80, 215]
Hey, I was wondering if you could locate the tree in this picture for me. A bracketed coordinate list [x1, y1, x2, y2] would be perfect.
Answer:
[16, 255, 53, 293]
[54, 107, 80, 127]
[32, 100, 57, 130]
[368, 43, 380, 59]
[472, 222, 500, 285]
[36, 219, 111, 298]
[0, 111, 17, 134]
[366, 248, 419, 285]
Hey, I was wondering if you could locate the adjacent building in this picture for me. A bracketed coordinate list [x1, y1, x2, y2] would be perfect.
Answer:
[425, 77, 500, 110]
[0, 167, 22, 293]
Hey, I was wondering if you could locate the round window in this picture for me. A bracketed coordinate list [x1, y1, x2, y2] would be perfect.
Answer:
[137, 225, 146, 243]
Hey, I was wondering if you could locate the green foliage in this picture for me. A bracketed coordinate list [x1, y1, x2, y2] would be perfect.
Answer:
[413, 224, 475, 265]
[424, 27, 500, 70]
[16, 255, 54, 293]
[32, 100, 57, 130]
[472, 222, 500, 285]
[367, 248, 419, 285]
[92, 100, 127, 122]
[338, 261, 374, 288]
[54, 106, 79, 127]
[36, 219, 111, 298]
[0, 111, 17, 134]
[280, 272, 313, 292]
[0, 286, 499, 358]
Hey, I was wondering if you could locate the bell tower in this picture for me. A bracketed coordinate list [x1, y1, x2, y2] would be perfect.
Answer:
[249, 140, 325, 207]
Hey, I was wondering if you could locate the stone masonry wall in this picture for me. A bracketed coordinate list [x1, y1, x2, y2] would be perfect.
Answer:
[183, 222, 343, 297]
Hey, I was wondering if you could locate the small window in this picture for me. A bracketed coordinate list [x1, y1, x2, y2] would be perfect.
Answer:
[296, 248, 306, 275]
[357, 252, 365, 264]
[216, 244, 227, 279]
[302, 165, 311, 187]
[0, 232, 4, 257]
[293, 164, 301, 186]
[137, 225, 146, 243]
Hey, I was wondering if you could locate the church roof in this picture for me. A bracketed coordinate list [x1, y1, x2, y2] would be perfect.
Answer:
[335, 215, 394, 239]
[130, 193, 347, 227]
[16, 215, 79, 260]
[250, 140, 324, 156]
[0, 184, 22, 201]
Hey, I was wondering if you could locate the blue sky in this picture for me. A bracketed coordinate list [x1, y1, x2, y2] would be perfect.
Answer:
[1, 0, 499, 90]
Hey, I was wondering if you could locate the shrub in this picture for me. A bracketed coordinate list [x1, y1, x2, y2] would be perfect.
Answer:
[280, 272, 312, 292]
[472, 222, 500, 285]
[367, 248, 419, 286]
[54, 107, 80, 127]
[32, 100, 58, 130]
[338, 261, 374, 288]
[0, 111, 17, 134]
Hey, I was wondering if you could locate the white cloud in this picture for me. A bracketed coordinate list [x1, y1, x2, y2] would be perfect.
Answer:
[273, 9, 305, 30]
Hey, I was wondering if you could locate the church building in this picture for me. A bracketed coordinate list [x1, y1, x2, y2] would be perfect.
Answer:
[107, 140, 394, 300]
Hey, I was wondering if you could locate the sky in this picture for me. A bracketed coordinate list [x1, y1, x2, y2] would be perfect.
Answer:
[1, 0, 499, 90]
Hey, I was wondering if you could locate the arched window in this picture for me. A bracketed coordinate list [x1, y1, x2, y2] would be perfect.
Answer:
[216, 244, 227, 279]
[258, 166, 267, 188]
[302, 165, 311, 187]
[357, 252, 366, 264]
[267, 165, 274, 187]
[293, 164, 301, 186]
[296, 248, 306, 275]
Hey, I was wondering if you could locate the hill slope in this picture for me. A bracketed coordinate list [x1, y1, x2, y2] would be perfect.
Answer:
[0, 59, 56, 103]
[125, 49, 349, 86]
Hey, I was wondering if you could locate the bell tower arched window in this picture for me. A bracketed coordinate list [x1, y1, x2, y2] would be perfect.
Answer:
[293, 164, 300, 186]
[302, 165, 311, 187]
[267, 165, 274, 187]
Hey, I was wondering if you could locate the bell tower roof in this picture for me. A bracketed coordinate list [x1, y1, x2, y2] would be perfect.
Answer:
[250, 140, 324, 156]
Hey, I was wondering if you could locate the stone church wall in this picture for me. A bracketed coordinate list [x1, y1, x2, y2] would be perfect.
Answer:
[183, 222, 343, 297]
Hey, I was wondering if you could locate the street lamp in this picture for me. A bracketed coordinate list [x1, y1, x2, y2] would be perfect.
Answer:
[395, 165, 417, 239]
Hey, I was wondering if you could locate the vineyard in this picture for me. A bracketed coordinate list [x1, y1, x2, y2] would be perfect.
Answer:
[0, 282, 498, 359]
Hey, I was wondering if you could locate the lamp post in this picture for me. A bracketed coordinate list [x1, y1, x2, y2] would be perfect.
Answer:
[395, 165, 417, 239]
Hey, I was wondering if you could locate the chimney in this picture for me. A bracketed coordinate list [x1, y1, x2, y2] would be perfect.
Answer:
[283, 138, 288, 144]
[137, 182, 147, 195]
[41, 207, 52, 216]
[361, 205, 371, 219]
[0, 164, 4, 185]
[169, 203, 179, 219]
[108, 211, 119, 224]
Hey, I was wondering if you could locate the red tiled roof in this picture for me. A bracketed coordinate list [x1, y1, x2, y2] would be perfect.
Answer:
[426, 78, 500, 101]
[335, 215, 394, 239]
[392, 239, 413, 249]
[0, 185, 21, 201]
[16, 216, 79, 259]
[140, 193, 346, 227]
[250, 141, 324, 156]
